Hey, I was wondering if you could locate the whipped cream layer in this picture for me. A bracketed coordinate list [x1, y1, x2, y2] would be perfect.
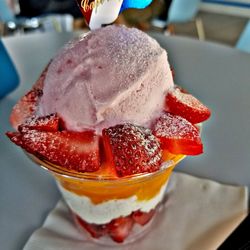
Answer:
[58, 181, 168, 225]
[39, 25, 173, 132]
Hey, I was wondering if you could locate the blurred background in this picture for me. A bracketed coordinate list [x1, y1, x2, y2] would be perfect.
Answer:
[0, 0, 250, 49]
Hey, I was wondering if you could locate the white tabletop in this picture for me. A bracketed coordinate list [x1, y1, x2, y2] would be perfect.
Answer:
[1, 31, 250, 250]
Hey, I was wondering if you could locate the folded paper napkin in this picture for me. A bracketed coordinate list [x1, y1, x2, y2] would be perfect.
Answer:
[24, 172, 248, 250]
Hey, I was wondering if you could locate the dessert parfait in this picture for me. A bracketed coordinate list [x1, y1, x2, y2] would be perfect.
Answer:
[6, 25, 211, 244]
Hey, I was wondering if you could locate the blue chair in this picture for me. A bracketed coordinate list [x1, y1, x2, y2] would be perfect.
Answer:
[0, 0, 16, 22]
[0, 40, 19, 98]
[168, 0, 200, 23]
[152, 0, 205, 40]
[236, 20, 250, 53]
[168, 0, 205, 40]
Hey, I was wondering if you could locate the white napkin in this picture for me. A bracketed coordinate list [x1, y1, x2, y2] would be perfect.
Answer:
[24, 172, 248, 250]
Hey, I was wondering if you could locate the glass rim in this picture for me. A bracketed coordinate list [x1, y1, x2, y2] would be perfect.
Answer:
[28, 153, 186, 182]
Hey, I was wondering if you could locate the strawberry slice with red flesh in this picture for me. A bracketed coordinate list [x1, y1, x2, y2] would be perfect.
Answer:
[7, 113, 59, 146]
[75, 215, 108, 238]
[10, 64, 50, 130]
[132, 209, 155, 226]
[6, 129, 100, 172]
[107, 217, 134, 243]
[10, 89, 43, 130]
[18, 114, 59, 133]
[165, 86, 211, 124]
[152, 112, 203, 155]
[6, 132, 23, 147]
[102, 123, 162, 177]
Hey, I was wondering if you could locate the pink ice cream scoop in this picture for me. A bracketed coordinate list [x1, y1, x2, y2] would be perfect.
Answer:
[38, 25, 174, 132]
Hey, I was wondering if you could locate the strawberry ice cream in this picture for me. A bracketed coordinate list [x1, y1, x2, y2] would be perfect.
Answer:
[38, 25, 174, 131]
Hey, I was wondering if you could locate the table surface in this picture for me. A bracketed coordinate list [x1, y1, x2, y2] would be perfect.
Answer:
[1, 31, 250, 250]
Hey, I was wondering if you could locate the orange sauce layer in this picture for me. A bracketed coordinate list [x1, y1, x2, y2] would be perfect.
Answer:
[55, 152, 184, 204]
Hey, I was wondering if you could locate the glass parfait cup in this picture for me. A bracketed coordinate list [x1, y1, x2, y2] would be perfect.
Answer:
[30, 153, 185, 245]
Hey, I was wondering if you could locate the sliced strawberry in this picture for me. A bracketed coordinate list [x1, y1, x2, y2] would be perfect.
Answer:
[75, 215, 108, 238]
[132, 209, 155, 226]
[6, 130, 100, 172]
[18, 114, 59, 133]
[152, 112, 203, 155]
[6, 132, 23, 147]
[10, 89, 43, 130]
[9, 64, 50, 130]
[165, 86, 211, 124]
[107, 217, 134, 243]
[102, 123, 162, 177]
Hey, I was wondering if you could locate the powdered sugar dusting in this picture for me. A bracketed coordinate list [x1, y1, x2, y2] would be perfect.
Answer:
[172, 88, 206, 111]
[103, 123, 162, 176]
[17, 130, 100, 172]
[10, 89, 43, 130]
[154, 112, 200, 139]
[39, 25, 173, 132]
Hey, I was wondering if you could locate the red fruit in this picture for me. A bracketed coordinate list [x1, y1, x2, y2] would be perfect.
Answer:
[18, 114, 59, 133]
[10, 89, 43, 130]
[132, 209, 155, 226]
[6, 130, 100, 172]
[107, 217, 134, 243]
[76, 215, 108, 238]
[152, 112, 203, 155]
[165, 86, 211, 124]
[102, 123, 162, 177]
[10, 64, 49, 130]
[6, 132, 23, 147]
